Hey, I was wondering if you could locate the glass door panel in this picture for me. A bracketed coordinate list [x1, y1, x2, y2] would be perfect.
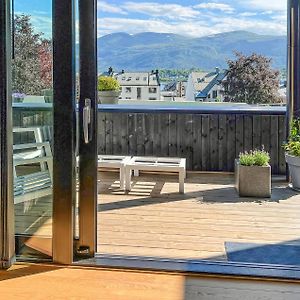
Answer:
[12, 0, 53, 260]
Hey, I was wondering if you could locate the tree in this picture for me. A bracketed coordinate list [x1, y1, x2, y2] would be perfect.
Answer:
[12, 14, 52, 95]
[223, 52, 280, 104]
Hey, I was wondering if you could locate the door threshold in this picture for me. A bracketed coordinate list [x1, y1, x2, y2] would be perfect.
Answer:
[74, 253, 300, 281]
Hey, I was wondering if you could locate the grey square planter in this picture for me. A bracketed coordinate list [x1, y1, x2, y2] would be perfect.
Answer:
[235, 159, 271, 198]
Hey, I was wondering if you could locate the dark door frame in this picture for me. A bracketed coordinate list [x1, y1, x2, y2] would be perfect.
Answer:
[0, 0, 14, 269]
[52, 0, 97, 264]
[78, 0, 98, 257]
[52, 0, 77, 264]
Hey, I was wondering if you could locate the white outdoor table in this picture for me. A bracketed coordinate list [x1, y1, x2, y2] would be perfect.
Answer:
[125, 156, 186, 193]
[98, 155, 131, 190]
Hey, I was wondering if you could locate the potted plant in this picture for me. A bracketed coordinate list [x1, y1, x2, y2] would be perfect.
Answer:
[235, 148, 271, 197]
[284, 119, 300, 190]
[98, 76, 120, 104]
[12, 92, 26, 103]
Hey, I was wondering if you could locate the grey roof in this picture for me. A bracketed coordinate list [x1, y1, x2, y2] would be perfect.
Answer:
[191, 70, 227, 99]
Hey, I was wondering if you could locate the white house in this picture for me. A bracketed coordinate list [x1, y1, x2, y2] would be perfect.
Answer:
[114, 70, 161, 101]
[186, 68, 227, 102]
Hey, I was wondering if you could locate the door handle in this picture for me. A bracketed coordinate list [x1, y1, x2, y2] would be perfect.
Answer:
[83, 98, 92, 144]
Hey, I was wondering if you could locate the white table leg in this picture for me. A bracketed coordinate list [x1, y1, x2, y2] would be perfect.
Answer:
[179, 170, 185, 194]
[125, 166, 132, 191]
[134, 169, 139, 177]
[120, 166, 125, 190]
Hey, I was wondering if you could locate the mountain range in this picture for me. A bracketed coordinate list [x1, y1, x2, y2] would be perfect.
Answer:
[97, 31, 286, 72]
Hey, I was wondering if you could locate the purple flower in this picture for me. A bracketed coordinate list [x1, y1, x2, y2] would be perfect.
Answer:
[12, 92, 26, 99]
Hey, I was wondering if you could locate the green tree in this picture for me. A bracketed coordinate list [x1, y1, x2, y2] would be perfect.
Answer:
[12, 14, 52, 95]
[223, 52, 280, 104]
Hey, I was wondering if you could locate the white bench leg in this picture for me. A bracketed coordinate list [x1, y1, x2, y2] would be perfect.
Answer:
[125, 167, 132, 191]
[179, 170, 185, 194]
[120, 166, 125, 190]
[134, 169, 139, 177]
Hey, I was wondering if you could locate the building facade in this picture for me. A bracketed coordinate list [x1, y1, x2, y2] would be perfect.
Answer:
[186, 69, 227, 102]
[115, 70, 161, 101]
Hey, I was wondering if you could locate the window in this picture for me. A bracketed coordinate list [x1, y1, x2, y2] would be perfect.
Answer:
[125, 87, 131, 93]
[143, 77, 147, 81]
[149, 97, 157, 100]
[136, 77, 140, 81]
[149, 87, 157, 93]
[213, 90, 218, 98]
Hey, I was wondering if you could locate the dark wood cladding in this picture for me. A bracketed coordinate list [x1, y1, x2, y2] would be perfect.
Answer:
[12, 108, 287, 175]
[98, 112, 287, 175]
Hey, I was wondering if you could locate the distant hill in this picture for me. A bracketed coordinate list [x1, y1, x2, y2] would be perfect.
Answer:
[97, 31, 286, 72]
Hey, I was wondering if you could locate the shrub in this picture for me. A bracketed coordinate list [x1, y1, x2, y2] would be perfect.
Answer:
[239, 149, 270, 166]
[284, 119, 300, 157]
[98, 76, 120, 92]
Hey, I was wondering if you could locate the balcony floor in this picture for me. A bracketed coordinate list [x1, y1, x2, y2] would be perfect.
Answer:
[15, 172, 300, 264]
[97, 172, 300, 262]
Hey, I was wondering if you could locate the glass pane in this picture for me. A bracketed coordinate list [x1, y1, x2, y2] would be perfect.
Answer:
[13, 0, 53, 260]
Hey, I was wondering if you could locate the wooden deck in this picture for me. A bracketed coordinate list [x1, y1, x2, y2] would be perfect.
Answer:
[97, 172, 300, 261]
[15, 172, 300, 262]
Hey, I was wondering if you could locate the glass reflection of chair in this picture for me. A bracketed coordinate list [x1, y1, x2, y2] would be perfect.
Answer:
[13, 127, 53, 205]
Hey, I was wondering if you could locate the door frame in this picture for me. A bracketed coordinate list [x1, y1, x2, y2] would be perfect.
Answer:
[78, 0, 98, 258]
[0, 0, 14, 269]
[52, 0, 77, 264]
[52, 0, 98, 264]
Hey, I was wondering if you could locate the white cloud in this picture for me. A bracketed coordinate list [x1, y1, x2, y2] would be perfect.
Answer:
[194, 2, 234, 13]
[98, 17, 214, 37]
[123, 2, 200, 19]
[98, 14, 286, 38]
[240, 0, 286, 12]
[97, 0, 127, 14]
[239, 12, 257, 17]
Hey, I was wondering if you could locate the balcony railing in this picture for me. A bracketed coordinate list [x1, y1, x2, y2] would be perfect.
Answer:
[13, 102, 287, 175]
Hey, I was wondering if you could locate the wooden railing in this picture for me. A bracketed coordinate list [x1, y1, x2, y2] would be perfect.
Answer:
[13, 103, 287, 174]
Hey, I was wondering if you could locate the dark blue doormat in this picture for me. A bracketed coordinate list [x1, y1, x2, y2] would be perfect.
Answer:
[225, 242, 300, 266]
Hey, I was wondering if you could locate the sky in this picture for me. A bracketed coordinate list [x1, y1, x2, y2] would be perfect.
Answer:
[15, 0, 287, 38]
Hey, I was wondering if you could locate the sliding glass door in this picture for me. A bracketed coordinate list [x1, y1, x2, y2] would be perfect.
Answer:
[12, 0, 54, 261]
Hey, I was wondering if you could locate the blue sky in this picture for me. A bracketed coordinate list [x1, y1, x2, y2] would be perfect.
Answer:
[15, 0, 287, 38]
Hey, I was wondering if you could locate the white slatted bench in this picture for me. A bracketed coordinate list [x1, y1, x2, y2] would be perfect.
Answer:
[125, 157, 186, 193]
[13, 142, 53, 205]
[98, 155, 132, 190]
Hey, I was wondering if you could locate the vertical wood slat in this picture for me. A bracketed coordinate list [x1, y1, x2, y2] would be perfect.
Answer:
[136, 113, 145, 156]
[169, 114, 177, 158]
[193, 115, 202, 171]
[227, 115, 236, 172]
[98, 113, 106, 155]
[128, 113, 137, 156]
[235, 115, 244, 158]
[144, 114, 154, 156]
[218, 115, 227, 171]
[12, 107, 287, 175]
[201, 115, 210, 171]
[270, 116, 279, 174]
[278, 115, 287, 174]
[209, 115, 219, 171]
[105, 113, 113, 155]
[244, 116, 253, 152]
[161, 114, 169, 158]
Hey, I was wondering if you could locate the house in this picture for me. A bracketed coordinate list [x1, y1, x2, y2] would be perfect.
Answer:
[161, 81, 187, 101]
[112, 69, 161, 101]
[186, 68, 227, 102]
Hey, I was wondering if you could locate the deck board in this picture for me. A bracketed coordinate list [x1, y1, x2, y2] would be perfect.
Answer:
[14, 172, 300, 262]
